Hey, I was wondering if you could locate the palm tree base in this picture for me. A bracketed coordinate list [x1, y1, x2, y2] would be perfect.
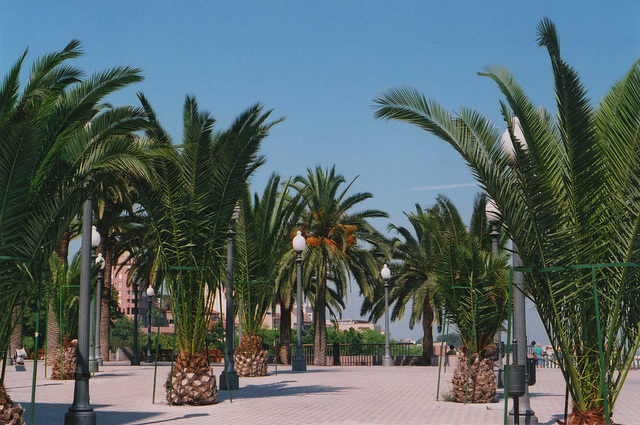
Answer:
[165, 352, 217, 405]
[49, 346, 77, 380]
[0, 386, 25, 425]
[558, 405, 610, 425]
[234, 335, 268, 377]
[451, 351, 496, 403]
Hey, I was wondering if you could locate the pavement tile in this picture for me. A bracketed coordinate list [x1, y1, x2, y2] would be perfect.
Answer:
[3, 361, 639, 424]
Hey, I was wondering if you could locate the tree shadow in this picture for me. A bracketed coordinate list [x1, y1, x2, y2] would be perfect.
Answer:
[22, 402, 208, 425]
[217, 381, 353, 401]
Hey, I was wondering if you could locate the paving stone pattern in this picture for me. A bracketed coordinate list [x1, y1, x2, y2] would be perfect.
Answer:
[4, 362, 640, 424]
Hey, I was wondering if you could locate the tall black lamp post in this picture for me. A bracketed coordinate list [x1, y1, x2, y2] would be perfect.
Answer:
[292, 231, 307, 372]
[94, 251, 105, 369]
[145, 286, 155, 363]
[500, 118, 537, 425]
[65, 198, 98, 425]
[486, 199, 502, 372]
[381, 264, 393, 367]
[220, 205, 240, 390]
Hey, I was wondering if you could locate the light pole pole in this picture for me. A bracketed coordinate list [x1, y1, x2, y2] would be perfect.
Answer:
[65, 198, 97, 425]
[131, 279, 140, 366]
[145, 286, 155, 363]
[486, 199, 502, 373]
[381, 264, 393, 367]
[500, 118, 537, 425]
[94, 252, 105, 369]
[292, 231, 307, 372]
[220, 206, 240, 390]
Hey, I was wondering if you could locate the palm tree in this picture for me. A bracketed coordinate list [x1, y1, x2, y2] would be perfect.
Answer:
[294, 166, 387, 366]
[0, 41, 147, 420]
[362, 204, 442, 366]
[374, 18, 640, 424]
[233, 175, 303, 375]
[434, 195, 509, 403]
[136, 94, 280, 405]
[48, 251, 82, 380]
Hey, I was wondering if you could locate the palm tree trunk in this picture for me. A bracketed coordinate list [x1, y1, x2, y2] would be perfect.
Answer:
[47, 231, 70, 368]
[314, 273, 327, 366]
[422, 297, 434, 366]
[45, 305, 59, 368]
[9, 310, 22, 355]
[279, 302, 292, 365]
[99, 249, 112, 362]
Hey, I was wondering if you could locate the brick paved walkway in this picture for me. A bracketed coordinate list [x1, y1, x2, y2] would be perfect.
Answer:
[3, 361, 640, 424]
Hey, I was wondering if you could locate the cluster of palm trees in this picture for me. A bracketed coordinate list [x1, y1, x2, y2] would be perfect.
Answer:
[374, 17, 640, 425]
[1, 39, 508, 415]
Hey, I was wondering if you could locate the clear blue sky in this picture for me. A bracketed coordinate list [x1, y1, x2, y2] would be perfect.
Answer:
[3, 2, 639, 341]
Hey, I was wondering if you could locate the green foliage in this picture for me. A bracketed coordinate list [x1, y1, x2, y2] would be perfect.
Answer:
[205, 321, 225, 351]
[0, 40, 147, 357]
[434, 195, 509, 355]
[136, 95, 280, 355]
[109, 283, 124, 323]
[109, 316, 140, 351]
[435, 333, 463, 348]
[294, 166, 388, 364]
[374, 17, 640, 420]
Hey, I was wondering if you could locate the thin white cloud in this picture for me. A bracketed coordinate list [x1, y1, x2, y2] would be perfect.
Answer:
[409, 182, 478, 192]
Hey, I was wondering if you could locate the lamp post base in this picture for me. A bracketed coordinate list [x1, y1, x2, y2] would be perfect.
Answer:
[382, 355, 393, 367]
[219, 371, 239, 390]
[145, 354, 153, 364]
[507, 412, 538, 425]
[131, 352, 140, 366]
[89, 360, 98, 373]
[96, 358, 103, 367]
[65, 409, 96, 425]
[292, 358, 306, 372]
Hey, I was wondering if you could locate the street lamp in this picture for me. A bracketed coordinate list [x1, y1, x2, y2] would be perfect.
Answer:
[94, 252, 105, 369]
[486, 199, 503, 374]
[381, 264, 393, 367]
[500, 118, 537, 424]
[145, 286, 155, 363]
[292, 230, 307, 372]
[65, 198, 97, 425]
[220, 205, 240, 390]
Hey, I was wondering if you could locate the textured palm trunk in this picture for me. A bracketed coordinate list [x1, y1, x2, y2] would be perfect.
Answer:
[233, 334, 268, 377]
[49, 343, 77, 380]
[422, 297, 434, 366]
[451, 350, 496, 403]
[165, 352, 217, 405]
[99, 249, 112, 362]
[45, 305, 59, 369]
[313, 273, 327, 366]
[0, 385, 25, 425]
[279, 302, 292, 365]
[47, 231, 69, 369]
[9, 310, 22, 357]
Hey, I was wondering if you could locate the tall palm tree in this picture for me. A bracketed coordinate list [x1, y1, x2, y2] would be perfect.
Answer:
[294, 166, 387, 366]
[136, 94, 280, 405]
[233, 175, 304, 375]
[0, 41, 147, 420]
[362, 203, 442, 366]
[434, 195, 509, 403]
[374, 18, 640, 424]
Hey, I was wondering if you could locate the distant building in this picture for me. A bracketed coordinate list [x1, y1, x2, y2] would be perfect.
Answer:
[335, 319, 381, 333]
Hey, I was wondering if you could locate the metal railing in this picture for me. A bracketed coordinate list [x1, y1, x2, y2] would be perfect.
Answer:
[296, 342, 422, 366]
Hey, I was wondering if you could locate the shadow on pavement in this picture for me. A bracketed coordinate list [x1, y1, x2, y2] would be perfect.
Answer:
[22, 402, 197, 425]
[218, 381, 353, 401]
